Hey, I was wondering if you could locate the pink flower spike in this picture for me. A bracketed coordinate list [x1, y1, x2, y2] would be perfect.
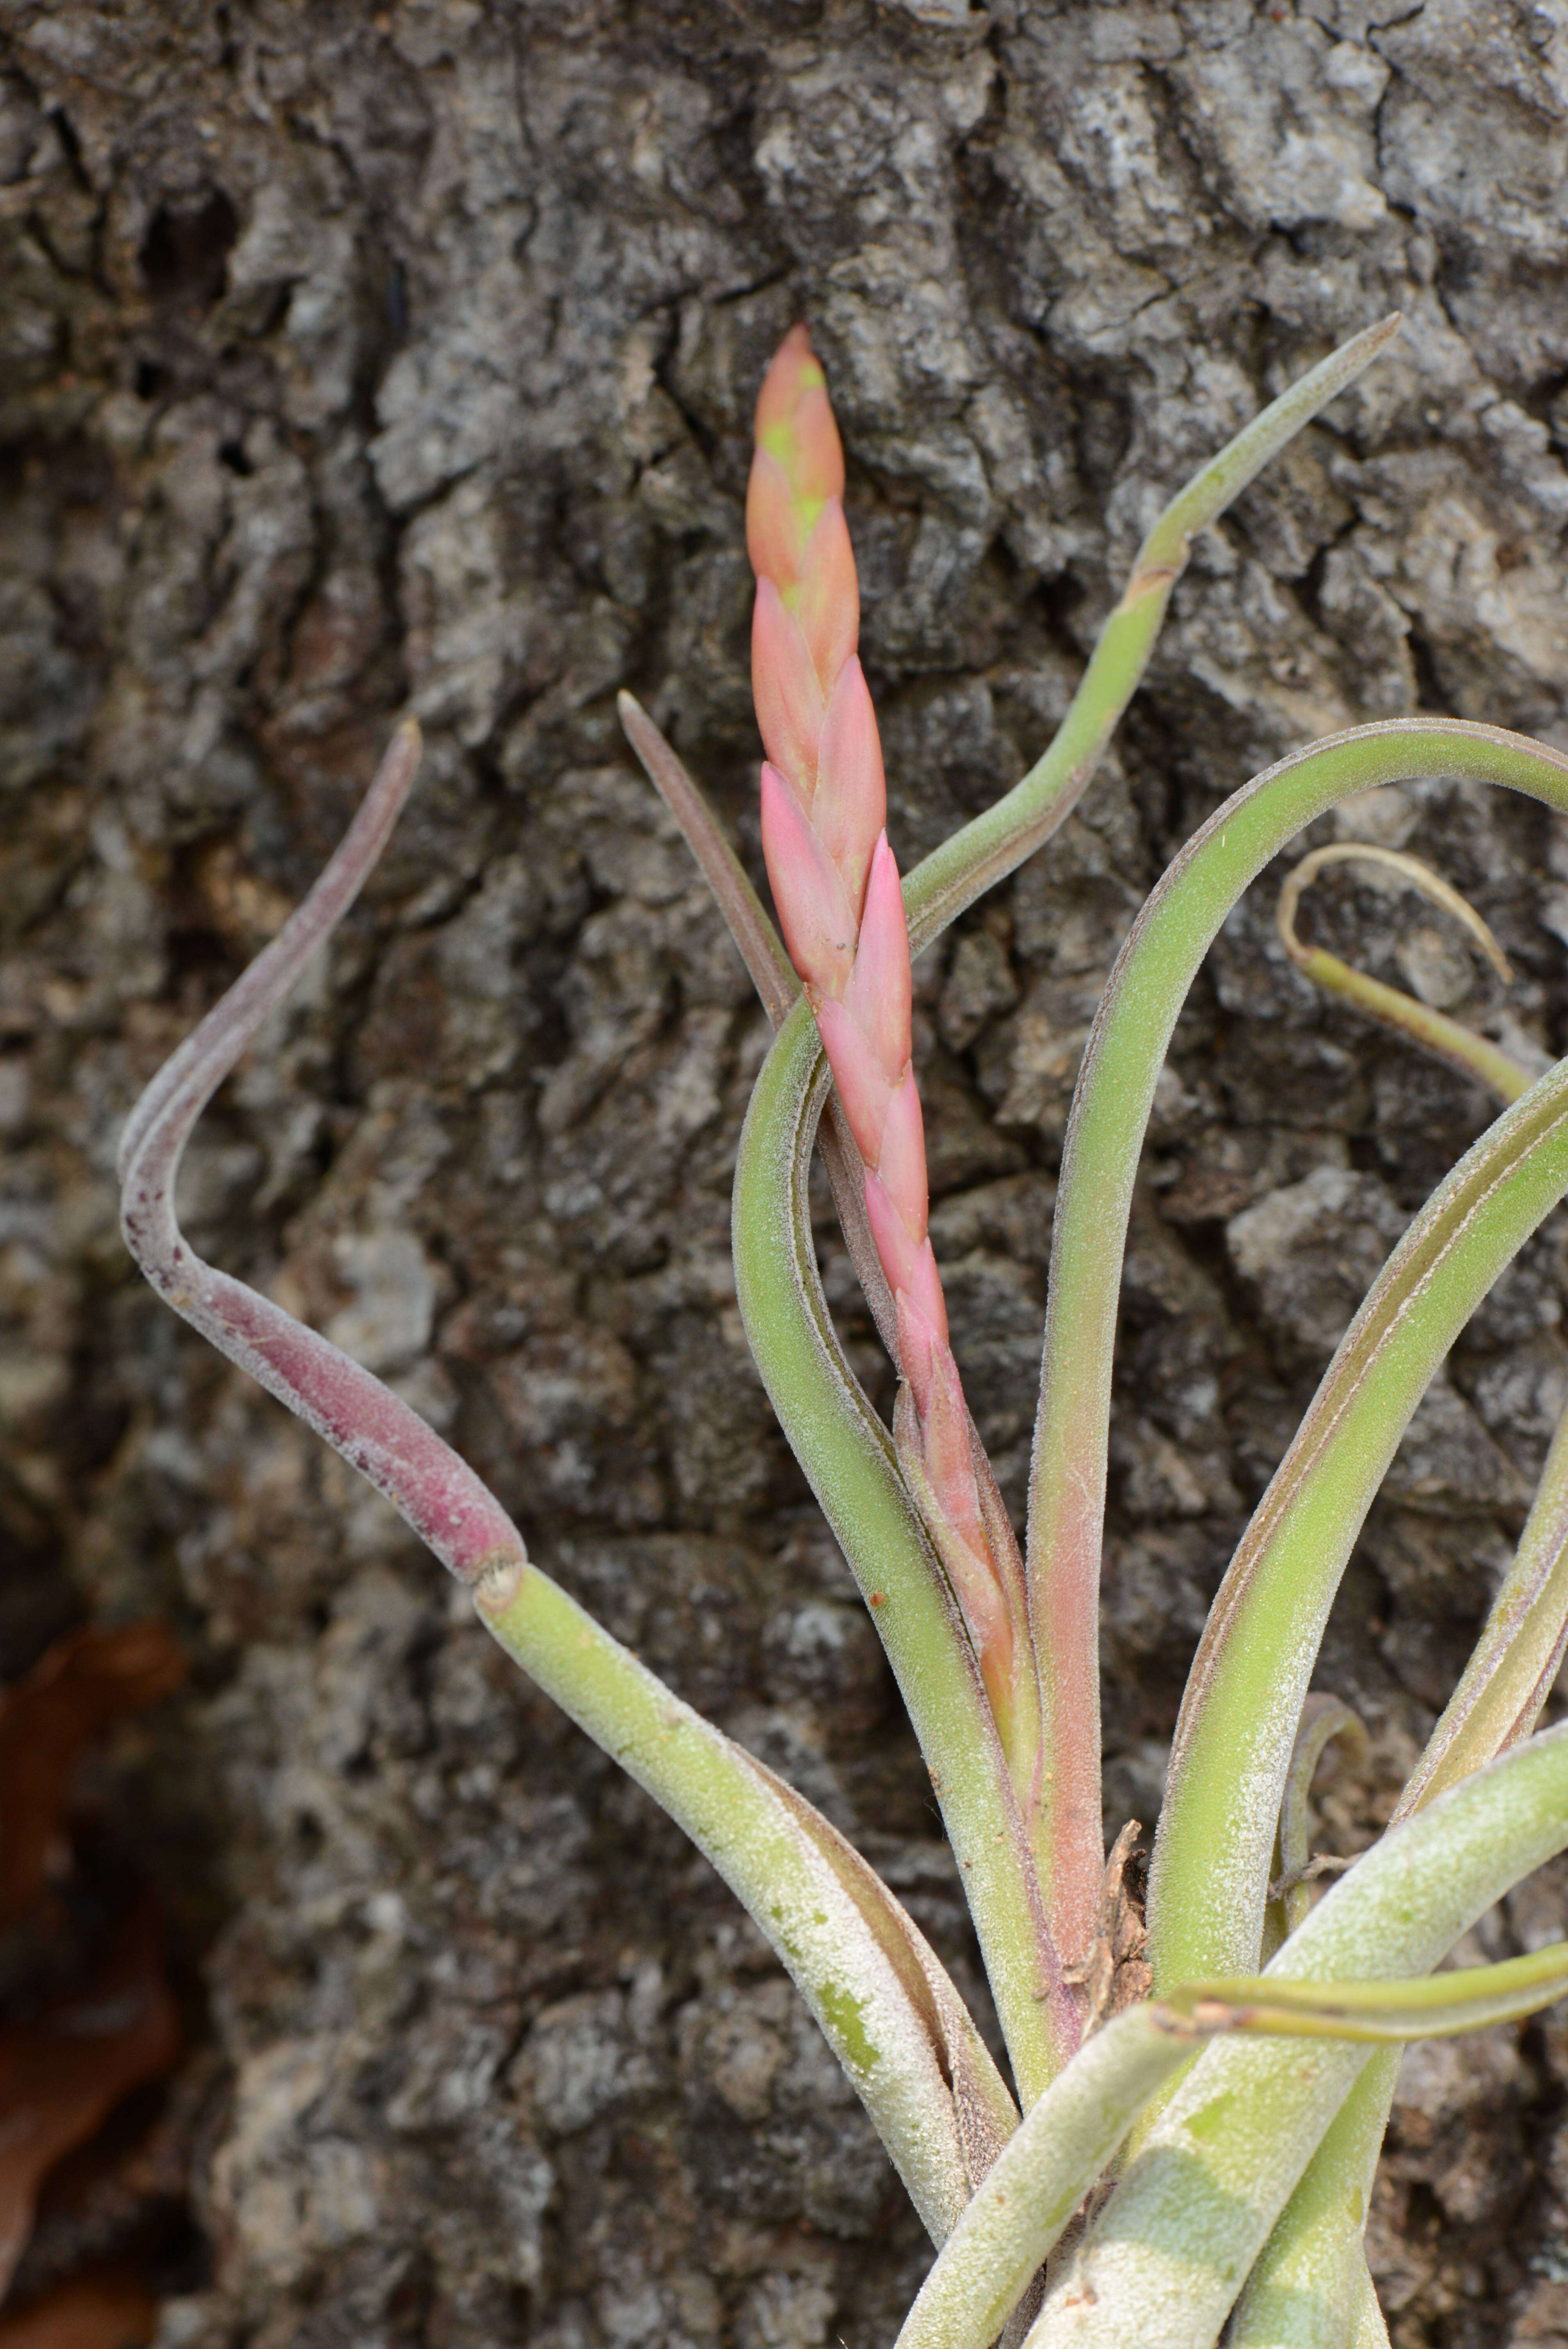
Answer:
[873, 1068, 931, 1243]
[840, 836, 912, 1082]
[902, 1237, 949, 1346]
[753, 325, 845, 512]
[920, 1349, 988, 1555]
[864, 1168, 926, 1301]
[754, 324, 815, 429]
[746, 448, 806, 588]
[791, 500, 860, 686]
[752, 579, 827, 793]
[759, 762, 857, 998]
[893, 1281, 950, 1408]
[814, 994, 891, 1166]
[813, 657, 886, 909]
[866, 1190, 948, 1355]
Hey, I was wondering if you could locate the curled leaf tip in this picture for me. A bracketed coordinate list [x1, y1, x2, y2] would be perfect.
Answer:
[1277, 839, 1531, 1104]
[1278, 841, 1513, 983]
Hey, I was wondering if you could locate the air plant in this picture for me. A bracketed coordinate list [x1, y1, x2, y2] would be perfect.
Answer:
[119, 311, 1568, 2345]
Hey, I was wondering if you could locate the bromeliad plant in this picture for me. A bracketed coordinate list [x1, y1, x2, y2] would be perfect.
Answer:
[119, 313, 1568, 2345]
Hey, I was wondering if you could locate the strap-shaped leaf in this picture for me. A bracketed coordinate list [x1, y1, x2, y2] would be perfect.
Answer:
[1235, 1330, 1568, 2333]
[617, 688, 800, 1024]
[1350, 2257, 1394, 2347]
[1028, 1719, 1568, 2347]
[902, 317, 1401, 958]
[1396, 1391, 1568, 1818]
[898, 1934, 1568, 2349]
[1269, 1694, 1365, 1950]
[474, 1560, 1017, 2238]
[116, 722, 1013, 2245]
[1039, 725, 1568, 2338]
[1166, 1940, 1568, 2039]
[1016, 716, 1568, 1994]
[1227, 2052, 1397, 2349]
[1156, 1019, 1568, 1992]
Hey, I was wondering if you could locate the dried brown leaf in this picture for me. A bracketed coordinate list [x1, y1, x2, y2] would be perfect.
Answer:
[0, 1626, 185, 1929]
[0, 2271, 156, 2349]
[0, 1903, 180, 2297]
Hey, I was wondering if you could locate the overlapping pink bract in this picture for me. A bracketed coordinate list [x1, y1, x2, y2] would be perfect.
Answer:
[747, 326, 1012, 1691]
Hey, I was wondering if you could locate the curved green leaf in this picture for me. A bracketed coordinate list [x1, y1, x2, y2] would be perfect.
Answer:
[1270, 1694, 1366, 1950]
[902, 317, 1401, 957]
[1016, 717, 1568, 1991]
[1276, 840, 1530, 1106]
[117, 721, 1012, 2248]
[1029, 1719, 1568, 2347]
[475, 1559, 1017, 2240]
[1235, 1348, 1568, 2335]
[1397, 1392, 1568, 1819]
[1166, 1940, 1568, 2040]
[1227, 2055, 1397, 2349]
[1156, 1043, 1568, 1989]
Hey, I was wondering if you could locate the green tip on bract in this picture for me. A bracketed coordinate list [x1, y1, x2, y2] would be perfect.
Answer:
[752, 323, 845, 522]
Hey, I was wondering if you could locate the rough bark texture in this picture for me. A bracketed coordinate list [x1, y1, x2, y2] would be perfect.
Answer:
[5, 2, 1568, 2342]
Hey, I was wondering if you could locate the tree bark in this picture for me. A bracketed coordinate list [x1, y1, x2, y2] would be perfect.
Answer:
[4, 2, 1568, 2342]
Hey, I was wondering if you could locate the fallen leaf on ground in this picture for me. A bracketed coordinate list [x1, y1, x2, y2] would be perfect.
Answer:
[0, 1625, 185, 1929]
[0, 2270, 156, 2348]
[0, 1902, 180, 2297]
